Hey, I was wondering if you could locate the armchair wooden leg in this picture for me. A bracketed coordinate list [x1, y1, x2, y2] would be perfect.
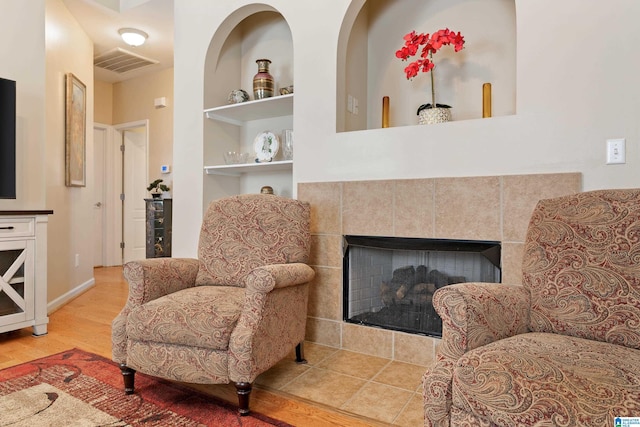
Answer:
[119, 364, 136, 395]
[295, 342, 307, 364]
[235, 382, 252, 416]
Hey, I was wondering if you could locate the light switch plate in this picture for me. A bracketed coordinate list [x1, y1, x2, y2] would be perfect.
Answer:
[606, 139, 625, 164]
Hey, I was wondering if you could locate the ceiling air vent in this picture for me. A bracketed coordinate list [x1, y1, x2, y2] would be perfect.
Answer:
[94, 48, 158, 73]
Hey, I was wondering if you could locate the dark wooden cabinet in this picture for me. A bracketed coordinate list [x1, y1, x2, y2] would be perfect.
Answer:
[145, 198, 172, 258]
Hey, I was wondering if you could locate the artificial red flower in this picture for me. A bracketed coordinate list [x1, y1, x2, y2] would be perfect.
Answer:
[395, 28, 465, 81]
[395, 28, 465, 110]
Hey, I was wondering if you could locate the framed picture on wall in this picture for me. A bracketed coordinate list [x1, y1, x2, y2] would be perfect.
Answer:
[65, 72, 86, 187]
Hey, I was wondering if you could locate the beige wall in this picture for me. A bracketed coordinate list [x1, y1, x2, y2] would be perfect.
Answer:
[112, 68, 174, 188]
[0, 0, 46, 211]
[44, 0, 95, 304]
[94, 80, 113, 124]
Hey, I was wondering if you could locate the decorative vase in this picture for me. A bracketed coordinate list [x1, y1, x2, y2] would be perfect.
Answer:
[282, 129, 293, 160]
[418, 107, 451, 125]
[253, 59, 274, 100]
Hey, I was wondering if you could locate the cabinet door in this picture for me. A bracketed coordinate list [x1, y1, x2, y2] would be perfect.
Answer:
[0, 240, 34, 326]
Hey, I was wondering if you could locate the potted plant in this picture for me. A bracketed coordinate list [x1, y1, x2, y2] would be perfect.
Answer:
[147, 179, 170, 198]
[396, 28, 465, 124]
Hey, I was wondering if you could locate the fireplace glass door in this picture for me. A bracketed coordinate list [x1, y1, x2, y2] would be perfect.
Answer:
[343, 236, 501, 337]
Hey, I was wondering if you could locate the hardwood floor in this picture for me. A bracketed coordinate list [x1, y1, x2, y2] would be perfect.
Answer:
[0, 267, 389, 427]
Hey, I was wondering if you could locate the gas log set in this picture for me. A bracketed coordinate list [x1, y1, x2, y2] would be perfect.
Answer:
[351, 264, 466, 336]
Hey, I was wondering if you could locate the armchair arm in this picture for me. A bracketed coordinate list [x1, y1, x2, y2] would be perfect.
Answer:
[112, 258, 200, 363]
[424, 282, 530, 427]
[229, 263, 315, 382]
[244, 263, 316, 293]
[435, 282, 531, 359]
[122, 258, 200, 305]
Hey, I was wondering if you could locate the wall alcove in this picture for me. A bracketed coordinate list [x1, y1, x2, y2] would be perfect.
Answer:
[337, 0, 516, 132]
[203, 7, 294, 202]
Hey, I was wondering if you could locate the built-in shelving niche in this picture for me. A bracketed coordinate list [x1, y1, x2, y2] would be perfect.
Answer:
[203, 9, 294, 202]
[337, 0, 516, 132]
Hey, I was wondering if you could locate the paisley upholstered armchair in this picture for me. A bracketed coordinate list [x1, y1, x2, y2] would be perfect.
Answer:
[423, 189, 640, 426]
[112, 194, 315, 415]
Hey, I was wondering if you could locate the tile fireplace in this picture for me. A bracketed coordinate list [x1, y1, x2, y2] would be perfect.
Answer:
[298, 172, 581, 364]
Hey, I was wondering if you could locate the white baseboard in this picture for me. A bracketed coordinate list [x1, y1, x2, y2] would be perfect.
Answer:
[47, 277, 96, 314]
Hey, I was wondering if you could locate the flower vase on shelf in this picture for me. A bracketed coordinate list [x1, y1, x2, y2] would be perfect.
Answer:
[418, 103, 452, 125]
[253, 59, 274, 100]
[396, 28, 465, 125]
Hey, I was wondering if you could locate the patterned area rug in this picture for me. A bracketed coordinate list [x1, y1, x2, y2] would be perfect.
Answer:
[0, 348, 292, 426]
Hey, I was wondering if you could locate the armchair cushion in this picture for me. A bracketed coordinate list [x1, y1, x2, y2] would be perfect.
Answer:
[127, 286, 245, 351]
[523, 189, 640, 349]
[195, 194, 311, 287]
[451, 333, 640, 426]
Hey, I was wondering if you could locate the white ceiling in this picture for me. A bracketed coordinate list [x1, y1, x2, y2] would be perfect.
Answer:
[63, 0, 174, 83]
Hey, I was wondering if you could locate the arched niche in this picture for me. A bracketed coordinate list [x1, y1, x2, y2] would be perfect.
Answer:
[204, 6, 293, 108]
[337, 0, 516, 132]
[202, 6, 294, 202]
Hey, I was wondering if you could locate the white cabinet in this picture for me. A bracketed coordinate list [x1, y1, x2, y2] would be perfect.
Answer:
[0, 211, 51, 335]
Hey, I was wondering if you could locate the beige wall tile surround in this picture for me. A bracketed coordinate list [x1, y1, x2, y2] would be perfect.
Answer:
[309, 234, 342, 267]
[501, 242, 525, 285]
[435, 176, 502, 241]
[394, 179, 436, 237]
[308, 267, 342, 320]
[306, 317, 341, 348]
[394, 332, 436, 367]
[342, 180, 395, 236]
[342, 323, 393, 359]
[299, 181, 342, 234]
[502, 173, 582, 241]
[299, 173, 582, 360]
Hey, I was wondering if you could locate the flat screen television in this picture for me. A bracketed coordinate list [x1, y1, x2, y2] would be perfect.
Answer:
[0, 77, 16, 199]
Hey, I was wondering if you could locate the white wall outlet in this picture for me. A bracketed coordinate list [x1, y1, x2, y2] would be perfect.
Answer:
[606, 138, 626, 164]
[347, 94, 353, 113]
[353, 97, 359, 115]
[75, 253, 80, 267]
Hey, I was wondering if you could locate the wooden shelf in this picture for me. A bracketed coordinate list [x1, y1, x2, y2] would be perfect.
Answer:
[204, 160, 293, 177]
[204, 94, 293, 126]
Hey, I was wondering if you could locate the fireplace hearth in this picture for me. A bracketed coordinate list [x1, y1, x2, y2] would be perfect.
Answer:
[343, 236, 501, 337]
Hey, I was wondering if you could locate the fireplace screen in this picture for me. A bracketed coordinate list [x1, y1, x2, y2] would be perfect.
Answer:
[343, 236, 501, 337]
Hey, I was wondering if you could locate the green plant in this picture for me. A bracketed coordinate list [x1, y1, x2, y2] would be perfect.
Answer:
[147, 179, 170, 193]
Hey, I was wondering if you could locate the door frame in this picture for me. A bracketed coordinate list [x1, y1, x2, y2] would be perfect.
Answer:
[116, 120, 149, 265]
[96, 120, 149, 266]
[93, 124, 109, 267]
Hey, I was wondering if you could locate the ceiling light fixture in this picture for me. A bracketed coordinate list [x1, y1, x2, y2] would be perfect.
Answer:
[118, 28, 148, 47]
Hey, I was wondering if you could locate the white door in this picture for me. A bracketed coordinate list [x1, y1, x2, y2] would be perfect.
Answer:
[93, 126, 106, 267]
[122, 127, 148, 263]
